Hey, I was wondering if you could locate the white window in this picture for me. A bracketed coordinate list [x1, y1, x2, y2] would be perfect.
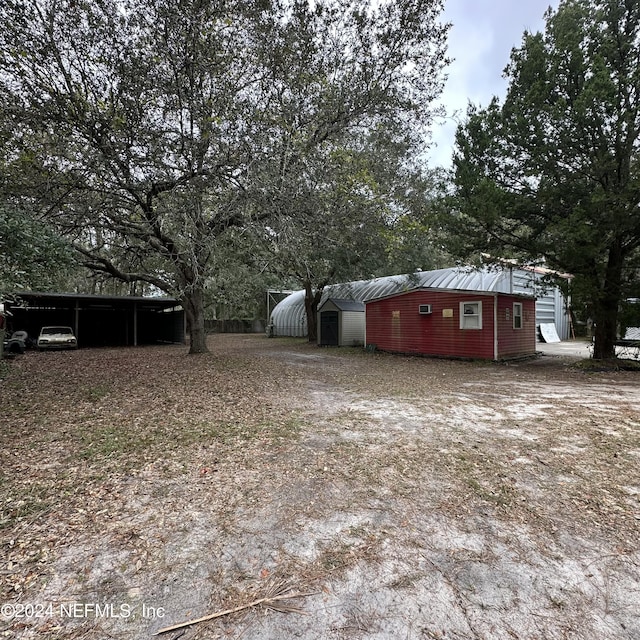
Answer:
[460, 301, 482, 330]
[513, 302, 523, 329]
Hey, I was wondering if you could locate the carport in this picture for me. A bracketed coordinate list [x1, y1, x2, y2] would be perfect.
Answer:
[5, 292, 185, 348]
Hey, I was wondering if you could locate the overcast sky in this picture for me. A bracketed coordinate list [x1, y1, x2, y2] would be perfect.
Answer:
[428, 0, 560, 168]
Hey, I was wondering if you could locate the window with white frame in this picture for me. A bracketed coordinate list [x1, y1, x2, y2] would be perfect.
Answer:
[513, 302, 523, 329]
[460, 301, 482, 329]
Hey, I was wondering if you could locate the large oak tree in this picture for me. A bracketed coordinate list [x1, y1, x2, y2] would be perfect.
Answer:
[0, 0, 449, 353]
[450, 0, 640, 359]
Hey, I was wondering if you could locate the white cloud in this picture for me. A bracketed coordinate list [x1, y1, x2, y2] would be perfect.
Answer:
[427, 0, 560, 168]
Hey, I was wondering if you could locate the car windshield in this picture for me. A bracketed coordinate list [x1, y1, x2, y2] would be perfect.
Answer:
[42, 327, 73, 335]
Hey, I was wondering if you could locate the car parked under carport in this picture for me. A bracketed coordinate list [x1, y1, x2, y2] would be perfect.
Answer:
[37, 326, 78, 350]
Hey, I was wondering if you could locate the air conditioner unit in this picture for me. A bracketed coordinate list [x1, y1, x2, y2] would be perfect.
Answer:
[418, 304, 432, 315]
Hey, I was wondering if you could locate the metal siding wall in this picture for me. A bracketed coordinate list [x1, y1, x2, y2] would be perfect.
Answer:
[271, 290, 307, 336]
[554, 287, 571, 339]
[340, 311, 365, 346]
[532, 287, 570, 340]
[511, 270, 571, 340]
[496, 296, 537, 358]
[366, 291, 495, 359]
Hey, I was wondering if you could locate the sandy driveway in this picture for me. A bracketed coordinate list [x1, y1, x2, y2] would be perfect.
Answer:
[1, 335, 639, 639]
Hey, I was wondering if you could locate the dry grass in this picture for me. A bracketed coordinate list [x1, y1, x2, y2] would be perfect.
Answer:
[1, 335, 639, 639]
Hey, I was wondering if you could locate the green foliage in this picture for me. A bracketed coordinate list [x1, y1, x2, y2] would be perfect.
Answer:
[449, 0, 640, 359]
[204, 226, 289, 320]
[381, 167, 453, 275]
[0, 205, 75, 294]
[0, 0, 450, 351]
[266, 144, 388, 284]
[619, 299, 640, 338]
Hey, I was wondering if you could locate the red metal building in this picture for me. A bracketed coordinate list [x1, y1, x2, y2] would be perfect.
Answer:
[365, 289, 536, 361]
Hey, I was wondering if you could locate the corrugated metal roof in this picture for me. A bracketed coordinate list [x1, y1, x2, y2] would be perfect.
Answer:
[270, 290, 308, 336]
[321, 298, 365, 312]
[270, 266, 545, 337]
[623, 327, 640, 341]
[10, 291, 180, 307]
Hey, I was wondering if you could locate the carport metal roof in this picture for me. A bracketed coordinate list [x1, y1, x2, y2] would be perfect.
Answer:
[11, 291, 180, 309]
[6, 292, 184, 347]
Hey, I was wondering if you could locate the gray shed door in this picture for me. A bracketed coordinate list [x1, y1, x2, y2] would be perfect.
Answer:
[320, 311, 339, 346]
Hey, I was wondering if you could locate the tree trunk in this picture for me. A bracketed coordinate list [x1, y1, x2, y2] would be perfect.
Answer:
[181, 287, 209, 354]
[593, 292, 619, 360]
[592, 245, 624, 360]
[303, 281, 323, 343]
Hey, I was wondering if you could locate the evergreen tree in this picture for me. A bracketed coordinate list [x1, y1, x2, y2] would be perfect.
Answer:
[450, 0, 640, 359]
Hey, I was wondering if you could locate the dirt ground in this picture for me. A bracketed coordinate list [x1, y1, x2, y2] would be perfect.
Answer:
[1, 334, 639, 640]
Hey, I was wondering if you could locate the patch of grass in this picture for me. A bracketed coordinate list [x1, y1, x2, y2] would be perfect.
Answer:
[261, 416, 304, 441]
[75, 424, 153, 460]
[317, 544, 354, 572]
[465, 476, 517, 507]
[83, 384, 113, 402]
[574, 357, 640, 372]
[446, 450, 519, 509]
[316, 536, 381, 573]
[176, 416, 303, 447]
[346, 523, 371, 539]
[70, 416, 304, 465]
[0, 484, 54, 529]
[388, 572, 425, 590]
[172, 420, 257, 447]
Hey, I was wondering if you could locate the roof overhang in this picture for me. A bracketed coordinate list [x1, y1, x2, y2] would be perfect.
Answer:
[364, 286, 534, 305]
[7, 292, 181, 311]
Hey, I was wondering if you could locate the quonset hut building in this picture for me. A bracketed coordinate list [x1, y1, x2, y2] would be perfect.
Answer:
[269, 266, 571, 344]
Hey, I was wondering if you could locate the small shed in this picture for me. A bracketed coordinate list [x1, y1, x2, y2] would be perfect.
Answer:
[365, 289, 536, 361]
[317, 298, 365, 347]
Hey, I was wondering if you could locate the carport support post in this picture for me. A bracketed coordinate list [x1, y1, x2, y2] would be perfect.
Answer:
[133, 302, 138, 347]
[75, 300, 80, 344]
[493, 295, 498, 361]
